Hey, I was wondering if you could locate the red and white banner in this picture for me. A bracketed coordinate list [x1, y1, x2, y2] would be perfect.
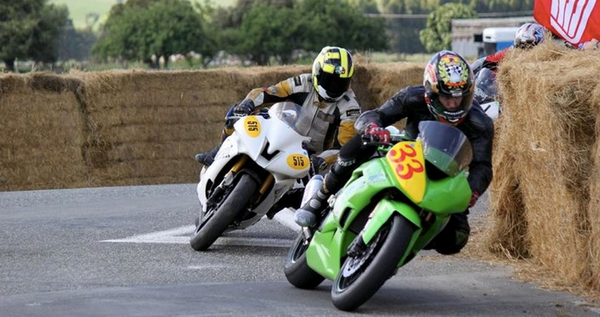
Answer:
[534, 0, 600, 46]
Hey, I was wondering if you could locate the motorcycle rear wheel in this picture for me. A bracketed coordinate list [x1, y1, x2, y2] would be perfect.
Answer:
[190, 174, 258, 251]
[331, 215, 414, 311]
[284, 232, 325, 289]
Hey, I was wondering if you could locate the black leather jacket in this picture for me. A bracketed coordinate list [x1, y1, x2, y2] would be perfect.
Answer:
[355, 85, 494, 196]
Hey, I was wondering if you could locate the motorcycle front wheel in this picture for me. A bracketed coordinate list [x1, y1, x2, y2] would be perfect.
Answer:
[331, 214, 415, 311]
[283, 231, 325, 289]
[190, 174, 258, 251]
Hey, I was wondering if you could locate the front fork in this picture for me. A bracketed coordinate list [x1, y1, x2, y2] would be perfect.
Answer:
[206, 156, 249, 210]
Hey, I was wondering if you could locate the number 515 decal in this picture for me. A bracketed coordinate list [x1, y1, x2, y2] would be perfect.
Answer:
[287, 154, 310, 170]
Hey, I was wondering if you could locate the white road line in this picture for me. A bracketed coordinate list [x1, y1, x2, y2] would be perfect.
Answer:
[187, 265, 231, 270]
[273, 207, 301, 231]
[101, 207, 300, 245]
[101, 225, 194, 244]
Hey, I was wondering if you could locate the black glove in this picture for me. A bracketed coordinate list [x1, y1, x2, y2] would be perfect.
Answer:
[233, 100, 255, 116]
[310, 155, 328, 173]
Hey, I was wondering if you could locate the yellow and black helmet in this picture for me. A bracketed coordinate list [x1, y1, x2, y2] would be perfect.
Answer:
[312, 46, 354, 102]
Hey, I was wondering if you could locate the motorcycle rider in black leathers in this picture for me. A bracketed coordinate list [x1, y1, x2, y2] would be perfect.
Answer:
[294, 50, 494, 255]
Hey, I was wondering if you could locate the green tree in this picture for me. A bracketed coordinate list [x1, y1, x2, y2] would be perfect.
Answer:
[28, 4, 70, 65]
[0, 0, 69, 71]
[93, 0, 215, 69]
[348, 0, 380, 14]
[191, 1, 224, 68]
[466, 0, 534, 13]
[419, 3, 477, 52]
[298, 0, 388, 53]
[220, 0, 388, 65]
[235, 4, 303, 65]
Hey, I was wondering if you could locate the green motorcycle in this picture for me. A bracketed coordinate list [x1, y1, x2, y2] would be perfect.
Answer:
[284, 121, 473, 311]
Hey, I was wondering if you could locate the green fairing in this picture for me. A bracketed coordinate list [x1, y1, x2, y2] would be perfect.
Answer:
[360, 199, 449, 261]
[420, 170, 471, 213]
[361, 199, 419, 244]
[306, 218, 356, 280]
[305, 143, 472, 278]
[306, 158, 391, 280]
[332, 158, 402, 227]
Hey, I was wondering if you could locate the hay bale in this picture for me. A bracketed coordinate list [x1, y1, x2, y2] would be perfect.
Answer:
[354, 62, 424, 110]
[489, 40, 600, 290]
[0, 73, 88, 190]
[69, 66, 312, 186]
[486, 111, 530, 258]
[0, 63, 425, 190]
[587, 85, 600, 292]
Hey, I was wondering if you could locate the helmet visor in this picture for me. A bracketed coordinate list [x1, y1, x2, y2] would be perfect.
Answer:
[317, 86, 343, 102]
[432, 96, 470, 123]
[318, 71, 351, 99]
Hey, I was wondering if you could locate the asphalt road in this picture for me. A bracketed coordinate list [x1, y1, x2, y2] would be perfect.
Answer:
[0, 183, 598, 317]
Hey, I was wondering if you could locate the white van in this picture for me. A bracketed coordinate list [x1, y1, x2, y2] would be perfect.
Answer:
[483, 27, 519, 55]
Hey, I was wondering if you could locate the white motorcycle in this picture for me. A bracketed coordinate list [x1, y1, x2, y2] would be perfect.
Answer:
[474, 67, 501, 122]
[190, 102, 312, 251]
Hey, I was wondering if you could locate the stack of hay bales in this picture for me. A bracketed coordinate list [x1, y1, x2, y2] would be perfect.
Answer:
[70, 66, 310, 186]
[0, 61, 423, 191]
[0, 74, 88, 190]
[354, 62, 424, 110]
[488, 40, 600, 294]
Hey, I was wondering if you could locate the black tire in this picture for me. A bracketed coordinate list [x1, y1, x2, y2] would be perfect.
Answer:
[190, 174, 258, 251]
[284, 232, 325, 289]
[331, 215, 415, 311]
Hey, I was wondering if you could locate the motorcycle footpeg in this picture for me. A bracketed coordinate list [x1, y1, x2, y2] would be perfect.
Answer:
[302, 227, 314, 242]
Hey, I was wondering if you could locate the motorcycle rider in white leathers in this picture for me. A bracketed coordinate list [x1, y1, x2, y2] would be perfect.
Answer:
[196, 46, 362, 170]
[194, 46, 363, 216]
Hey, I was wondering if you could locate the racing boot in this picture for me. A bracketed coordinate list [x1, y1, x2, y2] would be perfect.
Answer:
[195, 144, 220, 166]
[294, 187, 330, 227]
[195, 130, 230, 166]
[294, 170, 346, 227]
[425, 210, 470, 255]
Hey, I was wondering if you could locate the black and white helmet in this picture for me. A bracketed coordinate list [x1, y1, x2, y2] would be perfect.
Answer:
[514, 22, 546, 49]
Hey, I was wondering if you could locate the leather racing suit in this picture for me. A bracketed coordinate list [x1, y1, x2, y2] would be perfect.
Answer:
[231, 73, 362, 164]
[314, 85, 494, 254]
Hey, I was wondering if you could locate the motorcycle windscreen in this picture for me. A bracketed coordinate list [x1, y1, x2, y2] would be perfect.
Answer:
[417, 121, 473, 177]
[268, 102, 303, 132]
[473, 68, 498, 105]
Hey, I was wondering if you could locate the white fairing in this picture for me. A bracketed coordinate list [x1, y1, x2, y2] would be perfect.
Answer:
[197, 102, 311, 229]
[480, 101, 500, 122]
[474, 68, 501, 122]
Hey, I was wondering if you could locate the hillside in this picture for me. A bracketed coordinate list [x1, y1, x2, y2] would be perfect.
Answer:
[49, 0, 235, 29]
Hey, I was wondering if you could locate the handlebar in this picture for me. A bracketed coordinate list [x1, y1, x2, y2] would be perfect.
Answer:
[361, 134, 407, 148]
[224, 108, 270, 121]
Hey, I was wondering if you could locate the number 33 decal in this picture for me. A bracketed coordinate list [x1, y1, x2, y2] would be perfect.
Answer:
[390, 144, 424, 180]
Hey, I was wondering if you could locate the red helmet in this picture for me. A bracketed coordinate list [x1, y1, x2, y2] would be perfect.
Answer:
[423, 50, 474, 125]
